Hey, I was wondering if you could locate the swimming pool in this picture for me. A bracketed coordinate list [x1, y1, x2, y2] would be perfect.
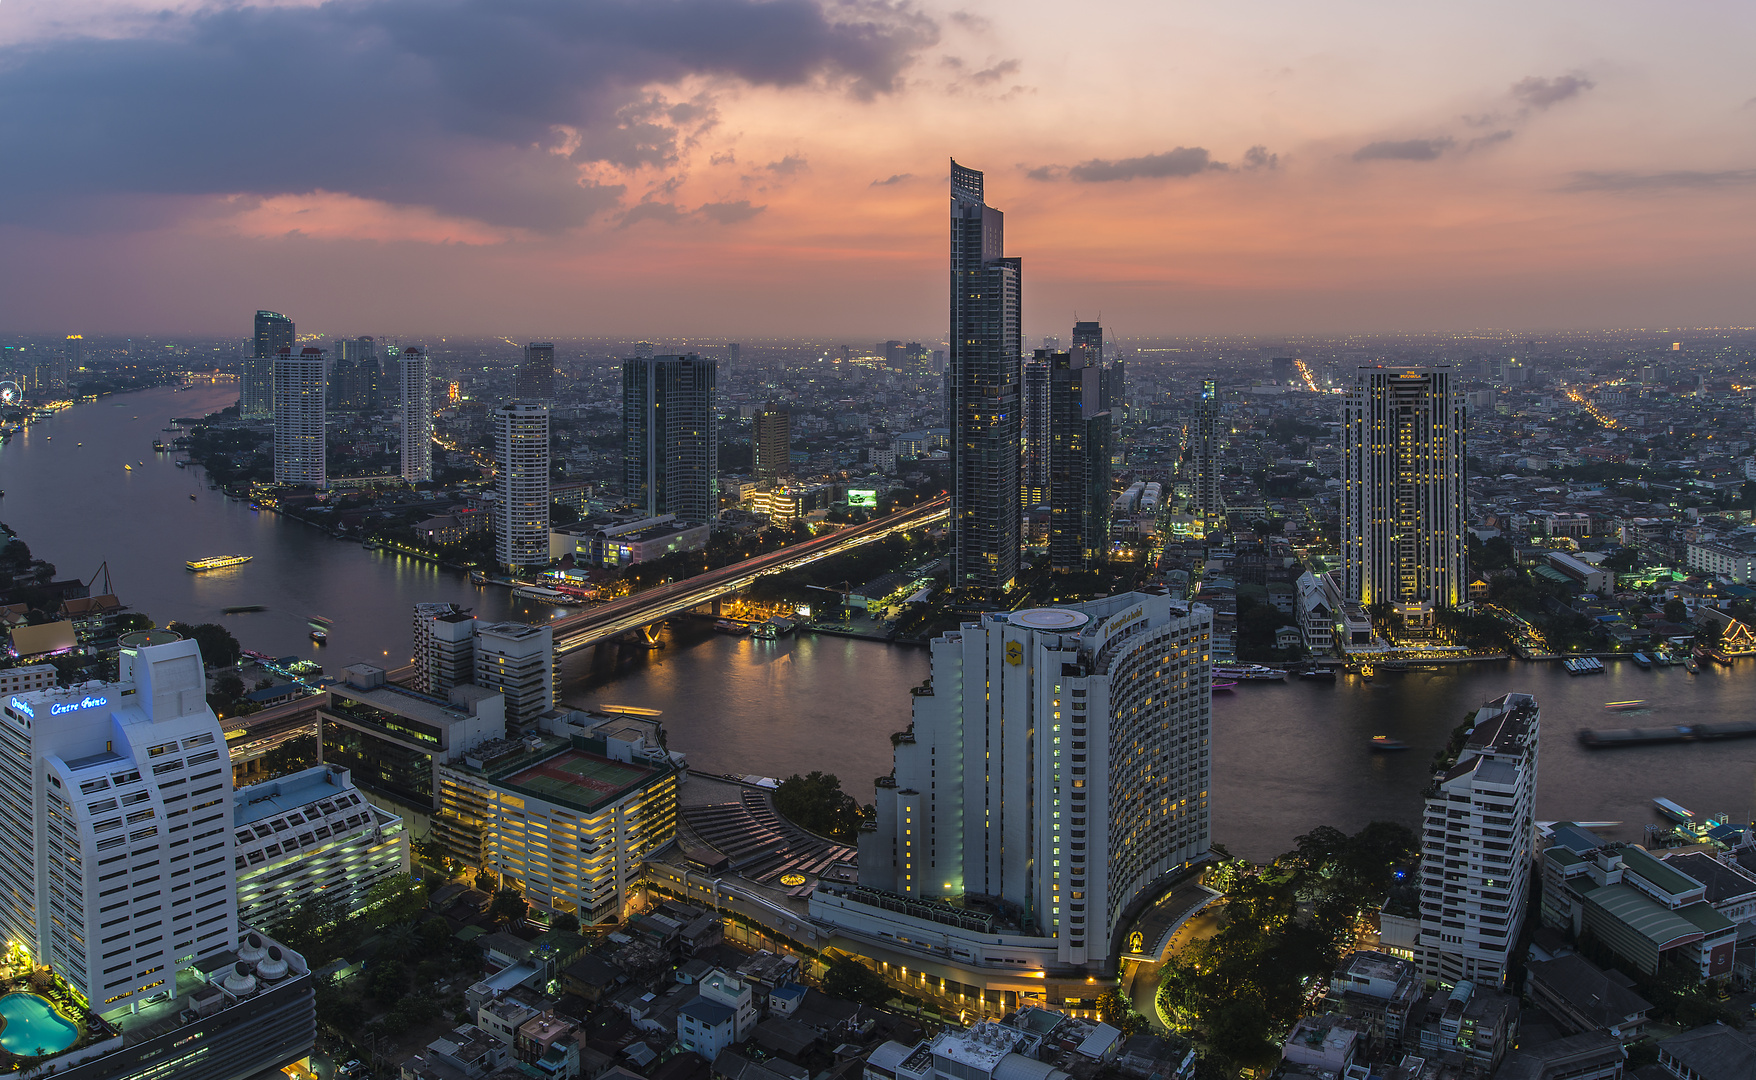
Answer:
[0, 993, 78, 1056]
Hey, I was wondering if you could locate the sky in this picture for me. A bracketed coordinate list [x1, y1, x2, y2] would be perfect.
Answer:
[2, 0, 1755, 340]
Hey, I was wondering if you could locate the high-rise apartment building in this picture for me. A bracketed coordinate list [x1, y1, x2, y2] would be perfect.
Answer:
[495, 402, 550, 568]
[753, 402, 791, 484]
[1190, 379, 1220, 520]
[327, 336, 377, 413]
[1022, 358, 1050, 509]
[725, 342, 741, 367]
[1416, 692, 1538, 988]
[622, 354, 719, 524]
[413, 602, 477, 696]
[1341, 366, 1466, 612]
[401, 346, 433, 483]
[273, 346, 326, 486]
[821, 592, 1211, 997]
[519, 342, 556, 405]
[245, 309, 294, 417]
[474, 621, 555, 733]
[949, 160, 1023, 593]
[61, 334, 82, 388]
[1045, 349, 1112, 571]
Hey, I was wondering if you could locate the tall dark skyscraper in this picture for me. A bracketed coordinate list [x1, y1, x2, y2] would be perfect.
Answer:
[753, 402, 791, 484]
[1021, 357, 1049, 508]
[245, 310, 293, 418]
[623, 354, 719, 524]
[519, 342, 555, 405]
[949, 159, 1022, 592]
[1045, 349, 1112, 571]
[1191, 379, 1221, 522]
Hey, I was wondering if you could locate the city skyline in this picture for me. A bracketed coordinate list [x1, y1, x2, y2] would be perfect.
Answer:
[3, 3, 1755, 336]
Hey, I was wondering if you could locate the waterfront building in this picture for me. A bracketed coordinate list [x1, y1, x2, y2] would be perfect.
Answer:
[413, 602, 477, 697]
[817, 591, 1211, 1004]
[948, 160, 1022, 593]
[474, 621, 554, 734]
[273, 346, 327, 487]
[0, 635, 237, 1009]
[1190, 379, 1221, 522]
[754, 402, 792, 484]
[60, 333, 82, 388]
[1044, 348, 1112, 572]
[245, 309, 293, 418]
[1022, 358, 1049, 509]
[232, 764, 409, 930]
[622, 353, 719, 524]
[1341, 366, 1466, 615]
[1415, 692, 1538, 988]
[433, 725, 679, 923]
[495, 402, 551, 568]
[319, 664, 505, 830]
[401, 345, 433, 483]
[549, 513, 710, 568]
[520, 342, 556, 405]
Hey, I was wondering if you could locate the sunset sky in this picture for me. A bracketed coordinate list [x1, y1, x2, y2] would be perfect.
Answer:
[3, 0, 1754, 340]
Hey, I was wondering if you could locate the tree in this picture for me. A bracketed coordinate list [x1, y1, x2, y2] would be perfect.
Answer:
[489, 888, 527, 927]
[362, 874, 427, 930]
[773, 772, 868, 842]
[473, 869, 499, 895]
[821, 956, 891, 1005]
[1663, 599, 1689, 624]
[170, 622, 241, 668]
[115, 612, 154, 633]
[552, 912, 581, 933]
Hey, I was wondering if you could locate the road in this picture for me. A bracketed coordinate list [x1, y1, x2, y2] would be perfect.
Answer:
[550, 496, 949, 655]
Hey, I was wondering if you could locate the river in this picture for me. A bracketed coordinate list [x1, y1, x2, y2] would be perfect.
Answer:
[8, 386, 1754, 860]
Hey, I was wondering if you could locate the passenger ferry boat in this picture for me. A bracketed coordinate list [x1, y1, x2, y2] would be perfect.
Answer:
[186, 554, 252, 572]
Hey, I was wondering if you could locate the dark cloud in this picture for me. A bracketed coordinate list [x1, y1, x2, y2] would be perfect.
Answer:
[1025, 165, 1062, 182]
[947, 11, 992, 32]
[617, 202, 689, 229]
[1353, 137, 1454, 162]
[697, 199, 766, 224]
[1512, 74, 1595, 110]
[1066, 148, 1221, 182]
[0, 0, 937, 233]
[870, 173, 914, 186]
[969, 59, 1020, 85]
[1561, 169, 1756, 193]
[766, 155, 810, 175]
[1241, 145, 1278, 171]
[1466, 129, 1516, 152]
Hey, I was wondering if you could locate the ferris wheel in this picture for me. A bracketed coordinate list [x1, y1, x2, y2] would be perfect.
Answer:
[0, 381, 20, 407]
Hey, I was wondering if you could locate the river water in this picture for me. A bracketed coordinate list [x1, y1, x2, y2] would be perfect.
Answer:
[9, 386, 1755, 860]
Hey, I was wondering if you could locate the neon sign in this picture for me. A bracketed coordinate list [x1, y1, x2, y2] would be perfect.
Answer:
[9, 697, 32, 718]
[48, 696, 108, 716]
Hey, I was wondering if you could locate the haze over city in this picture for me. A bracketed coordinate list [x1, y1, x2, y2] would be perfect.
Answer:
[5, 0, 1756, 336]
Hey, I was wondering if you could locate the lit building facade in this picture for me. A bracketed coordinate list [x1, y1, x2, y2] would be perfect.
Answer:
[245, 309, 293, 418]
[948, 159, 1022, 593]
[822, 592, 1211, 986]
[1416, 692, 1538, 988]
[754, 402, 791, 484]
[231, 764, 409, 930]
[0, 636, 238, 1011]
[435, 728, 678, 923]
[1021, 358, 1049, 509]
[495, 402, 551, 568]
[1190, 379, 1220, 521]
[401, 346, 432, 483]
[622, 354, 719, 524]
[273, 346, 326, 486]
[412, 602, 476, 697]
[1045, 348, 1112, 572]
[1341, 366, 1467, 611]
[474, 621, 554, 734]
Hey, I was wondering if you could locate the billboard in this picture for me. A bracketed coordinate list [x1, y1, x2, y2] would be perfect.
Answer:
[847, 489, 878, 508]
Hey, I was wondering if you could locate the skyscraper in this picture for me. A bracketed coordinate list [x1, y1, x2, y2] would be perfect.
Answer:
[1416, 692, 1538, 988]
[400, 346, 432, 483]
[1021, 357, 1050, 508]
[726, 342, 741, 367]
[474, 621, 555, 734]
[1191, 379, 1221, 521]
[753, 401, 791, 484]
[1341, 366, 1466, 611]
[622, 354, 719, 524]
[245, 310, 293, 418]
[273, 346, 326, 487]
[1046, 349, 1113, 571]
[495, 402, 550, 568]
[949, 159, 1022, 592]
[519, 342, 555, 405]
[828, 593, 1211, 982]
[412, 602, 476, 697]
[60, 334, 82, 389]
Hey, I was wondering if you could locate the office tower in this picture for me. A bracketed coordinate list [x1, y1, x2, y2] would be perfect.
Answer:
[1341, 366, 1467, 611]
[435, 716, 678, 923]
[519, 342, 555, 405]
[474, 622, 554, 733]
[1042, 335, 1061, 350]
[245, 309, 293, 418]
[622, 353, 719, 524]
[726, 342, 741, 367]
[400, 346, 432, 483]
[495, 402, 550, 568]
[754, 401, 792, 483]
[413, 602, 477, 696]
[1271, 357, 1296, 385]
[1191, 379, 1220, 520]
[1071, 321, 1101, 359]
[1046, 349, 1113, 571]
[882, 340, 904, 366]
[635, 341, 655, 359]
[1416, 692, 1538, 988]
[948, 159, 1022, 592]
[376, 342, 401, 413]
[828, 593, 1211, 983]
[1021, 357, 1050, 508]
[355, 336, 380, 410]
[60, 334, 82, 388]
[273, 346, 327, 486]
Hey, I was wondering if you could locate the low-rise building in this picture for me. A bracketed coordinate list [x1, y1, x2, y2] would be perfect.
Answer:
[0, 662, 55, 697]
[1496, 1031, 1626, 1080]
[1656, 1023, 1756, 1080]
[551, 513, 711, 567]
[1412, 981, 1517, 1073]
[1525, 954, 1651, 1043]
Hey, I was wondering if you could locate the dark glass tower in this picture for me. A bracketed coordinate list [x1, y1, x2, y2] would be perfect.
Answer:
[622, 354, 719, 524]
[1045, 349, 1112, 571]
[246, 310, 293, 418]
[1021, 358, 1049, 508]
[1191, 379, 1221, 523]
[519, 342, 555, 405]
[949, 160, 1021, 592]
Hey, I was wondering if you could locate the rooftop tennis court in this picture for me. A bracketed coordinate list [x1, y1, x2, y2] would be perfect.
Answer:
[507, 750, 654, 807]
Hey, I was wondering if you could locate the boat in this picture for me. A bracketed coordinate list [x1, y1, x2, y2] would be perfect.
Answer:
[123, 464, 131, 471]
[1685, 656, 1700, 674]
[1299, 667, 1337, 681]
[1603, 700, 1646, 711]
[512, 585, 584, 605]
[1370, 736, 1410, 751]
[186, 554, 252, 572]
[189, 494, 197, 501]
[1214, 664, 1285, 682]
[1632, 652, 1653, 669]
[222, 605, 265, 614]
[1211, 679, 1238, 693]
[469, 570, 488, 585]
[714, 619, 752, 636]
[1654, 797, 1695, 824]
[310, 630, 327, 644]
[1563, 657, 1604, 675]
